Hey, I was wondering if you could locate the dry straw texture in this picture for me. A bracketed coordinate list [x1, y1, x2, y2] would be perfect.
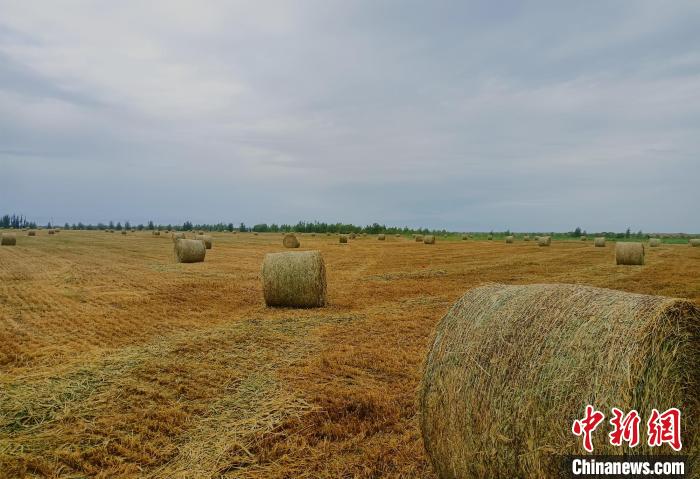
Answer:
[538, 236, 551, 246]
[27, 230, 36, 236]
[195, 234, 213, 249]
[261, 250, 326, 308]
[523, 235, 530, 241]
[616, 242, 645, 265]
[420, 283, 700, 478]
[505, 236, 514, 244]
[378, 234, 386, 241]
[172, 232, 186, 242]
[1, 233, 17, 246]
[594, 237, 606, 247]
[415, 235, 424, 242]
[339, 235, 348, 244]
[690, 239, 700, 247]
[283, 234, 300, 249]
[424, 235, 435, 245]
[649, 238, 662, 247]
[173, 239, 206, 263]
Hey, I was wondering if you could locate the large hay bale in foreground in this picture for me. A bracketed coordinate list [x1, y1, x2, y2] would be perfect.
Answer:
[283, 234, 300, 248]
[538, 235, 551, 246]
[424, 235, 435, 244]
[261, 250, 326, 307]
[27, 230, 36, 236]
[415, 235, 423, 242]
[378, 234, 385, 241]
[172, 232, 186, 242]
[616, 242, 644, 265]
[594, 237, 606, 247]
[1, 233, 17, 246]
[195, 234, 213, 249]
[420, 283, 700, 478]
[690, 239, 700, 247]
[339, 234, 348, 244]
[649, 238, 661, 247]
[174, 239, 206, 263]
[505, 236, 514, 244]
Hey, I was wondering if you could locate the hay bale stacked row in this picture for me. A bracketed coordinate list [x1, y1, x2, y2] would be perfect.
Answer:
[420, 283, 699, 478]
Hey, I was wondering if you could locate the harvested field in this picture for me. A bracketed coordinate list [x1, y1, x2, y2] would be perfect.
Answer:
[0, 231, 699, 478]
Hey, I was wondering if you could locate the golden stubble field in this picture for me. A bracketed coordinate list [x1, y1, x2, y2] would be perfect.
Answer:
[1, 231, 699, 478]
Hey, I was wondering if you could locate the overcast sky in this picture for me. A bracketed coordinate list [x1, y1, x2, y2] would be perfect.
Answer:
[1, 1, 699, 232]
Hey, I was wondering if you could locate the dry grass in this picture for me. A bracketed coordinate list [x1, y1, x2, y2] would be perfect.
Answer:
[420, 283, 699, 477]
[0, 231, 698, 478]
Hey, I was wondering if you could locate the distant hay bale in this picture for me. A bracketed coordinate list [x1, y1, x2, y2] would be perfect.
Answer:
[581, 236, 587, 241]
[174, 239, 206, 263]
[349, 233, 356, 239]
[311, 233, 316, 237]
[487, 234, 493, 240]
[616, 242, 645, 265]
[649, 238, 661, 247]
[153, 231, 160, 236]
[198, 231, 204, 235]
[424, 235, 435, 244]
[131, 229, 135, 233]
[283, 234, 300, 248]
[462, 235, 468, 240]
[254, 232, 259, 236]
[523, 235, 530, 241]
[505, 236, 514, 244]
[28, 230, 36, 236]
[690, 239, 700, 247]
[121, 230, 127, 235]
[396, 234, 400, 237]
[195, 234, 213, 249]
[339, 234, 348, 244]
[538, 236, 551, 246]
[48, 230, 55, 235]
[415, 235, 424, 242]
[261, 250, 326, 308]
[104, 229, 108, 233]
[172, 232, 186, 242]
[594, 237, 606, 247]
[420, 283, 700, 478]
[165, 230, 170, 234]
[1, 233, 17, 246]
[378, 234, 386, 240]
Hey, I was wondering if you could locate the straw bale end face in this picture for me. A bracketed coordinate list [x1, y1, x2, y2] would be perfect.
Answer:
[690, 239, 700, 247]
[283, 234, 300, 248]
[616, 242, 644, 265]
[174, 239, 206, 263]
[261, 250, 326, 308]
[420, 283, 700, 478]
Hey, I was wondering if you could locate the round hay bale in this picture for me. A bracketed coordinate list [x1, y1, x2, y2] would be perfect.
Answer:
[396, 234, 400, 238]
[487, 234, 493, 240]
[261, 250, 326, 308]
[538, 235, 551, 246]
[153, 231, 160, 236]
[165, 230, 170, 234]
[616, 242, 644, 265]
[415, 234, 424, 242]
[174, 239, 206, 263]
[195, 234, 213, 249]
[594, 237, 606, 247]
[349, 233, 356, 239]
[339, 234, 348, 244]
[523, 235, 530, 241]
[172, 232, 186, 242]
[198, 231, 204, 235]
[48, 229, 55, 235]
[1, 233, 17, 246]
[505, 236, 514, 244]
[283, 234, 300, 248]
[378, 234, 386, 241]
[254, 232, 259, 236]
[420, 283, 700, 478]
[131, 229, 135, 233]
[424, 235, 435, 244]
[311, 233, 316, 237]
[121, 230, 126, 235]
[28, 230, 36, 236]
[690, 239, 700, 247]
[580, 236, 587, 241]
[649, 238, 661, 247]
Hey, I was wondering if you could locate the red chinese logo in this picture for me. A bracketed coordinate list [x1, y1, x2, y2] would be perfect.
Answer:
[647, 408, 682, 451]
[572, 405, 605, 452]
[609, 408, 640, 447]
